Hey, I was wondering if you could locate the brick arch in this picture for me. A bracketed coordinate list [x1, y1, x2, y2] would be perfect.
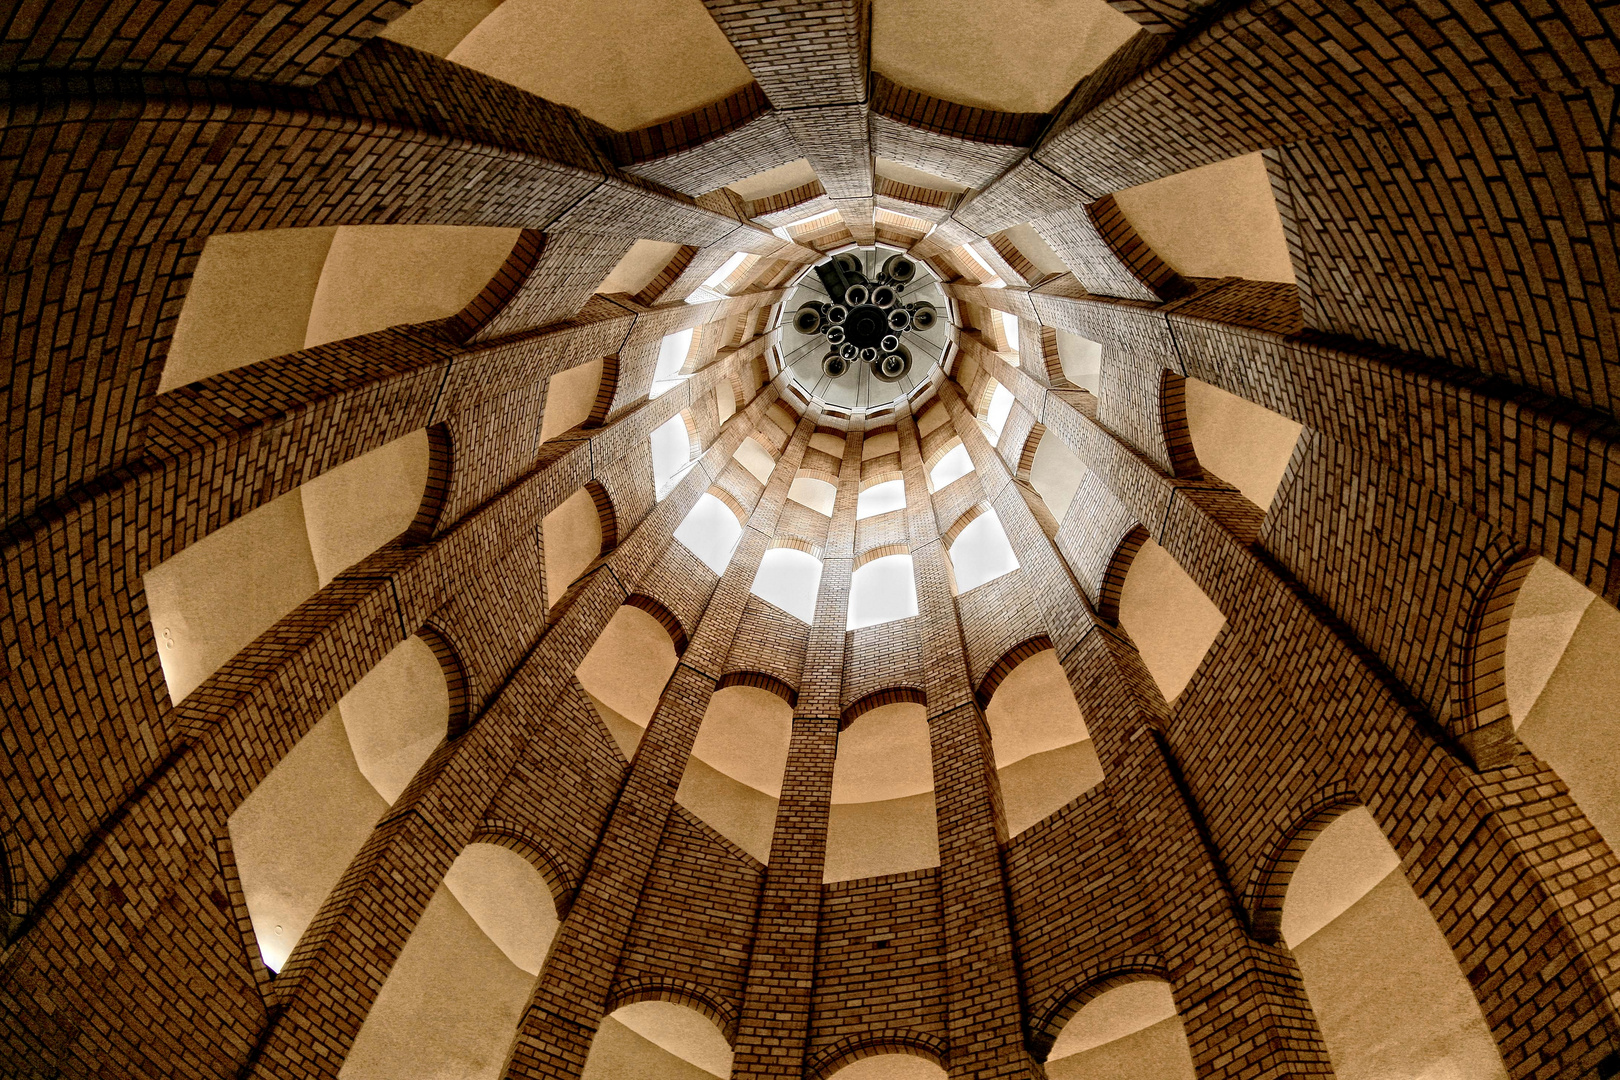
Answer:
[1159, 371, 1202, 479]
[858, 467, 903, 491]
[0, 830, 19, 939]
[623, 594, 690, 655]
[942, 502, 991, 547]
[716, 670, 798, 708]
[854, 542, 911, 570]
[464, 826, 576, 920]
[1086, 194, 1191, 302]
[770, 535, 825, 560]
[1241, 785, 1366, 945]
[604, 978, 740, 1044]
[402, 423, 454, 543]
[414, 622, 472, 738]
[840, 687, 928, 731]
[706, 484, 750, 526]
[975, 635, 1056, 708]
[1448, 545, 1540, 770]
[583, 351, 619, 428]
[442, 228, 546, 343]
[583, 480, 619, 555]
[805, 1031, 949, 1080]
[922, 432, 964, 474]
[1097, 524, 1150, 623]
[1026, 957, 1175, 1061]
[1015, 423, 1046, 480]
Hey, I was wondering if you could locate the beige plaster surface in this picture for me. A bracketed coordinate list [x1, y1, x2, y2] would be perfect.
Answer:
[715, 384, 738, 425]
[1505, 557, 1596, 726]
[597, 238, 684, 297]
[1000, 223, 1070, 279]
[378, 0, 504, 56]
[144, 486, 320, 705]
[611, 1003, 734, 1078]
[448, 0, 753, 131]
[1029, 436, 1086, 525]
[300, 429, 431, 586]
[811, 432, 848, 458]
[1047, 1015, 1196, 1080]
[1291, 870, 1508, 1080]
[1182, 378, 1303, 511]
[543, 486, 605, 605]
[1279, 807, 1401, 949]
[338, 634, 450, 804]
[824, 792, 940, 883]
[1111, 153, 1295, 283]
[441, 843, 559, 975]
[985, 650, 1088, 766]
[734, 437, 778, 484]
[1117, 539, 1226, 703]
[304, 225, 519, 348]
[875, 157, 970, 196]
[862, 430, 900, 459]
[1055, 330, 1102, 393]
[340, 884, 535, 1080]
[582, 1015, 725, 1080]
[539, 358, 605, 445]
[1516, 593, 1620, 849]
[161, 227, 336, 392]
[916, 403, 949, 437]
[828, 1055, 947, 1080]
[576, 605, 680, 728]
[690, 685, 794, 797]
[228, 709, 388, 972]
[676, 758, 779, 861]
[789, 475, 838, 515]
[767, 402, 798, 437]
[586, 690, 646, 761]
[998, 740, 1103, 836]
[1049, 980, 1182, 1059]
[728, 159, 819, 202]
[832, 703, 934, 802]
[871, 0, 1138, 114]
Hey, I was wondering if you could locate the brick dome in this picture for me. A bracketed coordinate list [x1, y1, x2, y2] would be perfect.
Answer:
[2, 1, 1619, 1080]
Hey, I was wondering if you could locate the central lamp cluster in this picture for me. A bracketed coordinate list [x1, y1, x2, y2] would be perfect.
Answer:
[792, 252, 939, 382]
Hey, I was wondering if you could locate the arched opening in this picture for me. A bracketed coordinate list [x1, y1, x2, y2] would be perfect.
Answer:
[227, 633, 452, 972]
[582, 999, 735, 1080]
[1115, 538, 1225, 703]
[1028, 432, 1086, 522]
[984, 649, 1102, 836]
[597, 239, 685, 297]
[542, 486, 609, 609]
[1502, 558, 1620, 846]
[341, 843, 559, 1080]
[750, 547, 823, 624]
[161, 224, 527, 392]
[848, 553, 919, 630]
[927, 441, 974, 492]
[576, 602, 683, 760]
[788, 474, 838, 516]
[144, 429, 432, 705]
[1109, 153, 1295, 283]
[1044, 979, 1195, 1080]
[539, 358, 608, 445]
[825, 701, 938, 882]
[404, 0, 752, 131]
[998, 311, 1020, 359]
[651, 412, 698, 500]
[1279, 807, 1507, 1080]
[1181, 378, 1302, 511]
[856, 478, 907, 520]
[675, 492, 746, 575]
[675, 683, 795, 861]
[917, 403, 950, 438]
[979, 381, 1015, 446]
[1055, 330, 1102, 393]
[946, 508, 1019, 594]
[732, 435, 778, 485]
[652, 328, 696, 398]
[825, 1054, 947, 1080]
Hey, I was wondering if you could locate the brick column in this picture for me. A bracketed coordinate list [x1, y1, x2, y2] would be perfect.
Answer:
[730, 424, 864, 1077]
[895, 407, 1040, 1080]
[503, 416, 815, 1080]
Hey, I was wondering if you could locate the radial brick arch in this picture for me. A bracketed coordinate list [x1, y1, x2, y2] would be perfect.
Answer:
[226, 632, 455, 973]
[341, 842, 560, 1080]
[808, 1036, 950, 1080]
[584, 994, 738, 1080]
[1274, 806, 1510, 1080]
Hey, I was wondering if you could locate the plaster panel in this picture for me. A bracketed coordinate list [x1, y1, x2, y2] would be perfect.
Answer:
[1111, 154, 1295, 284]
[576, 605, 681, 728]
[339, 635, 450, 804]
[300, 429, 431, 586]
[1182, 378, 1303, 512]
[1116, 539, 1225, 703]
